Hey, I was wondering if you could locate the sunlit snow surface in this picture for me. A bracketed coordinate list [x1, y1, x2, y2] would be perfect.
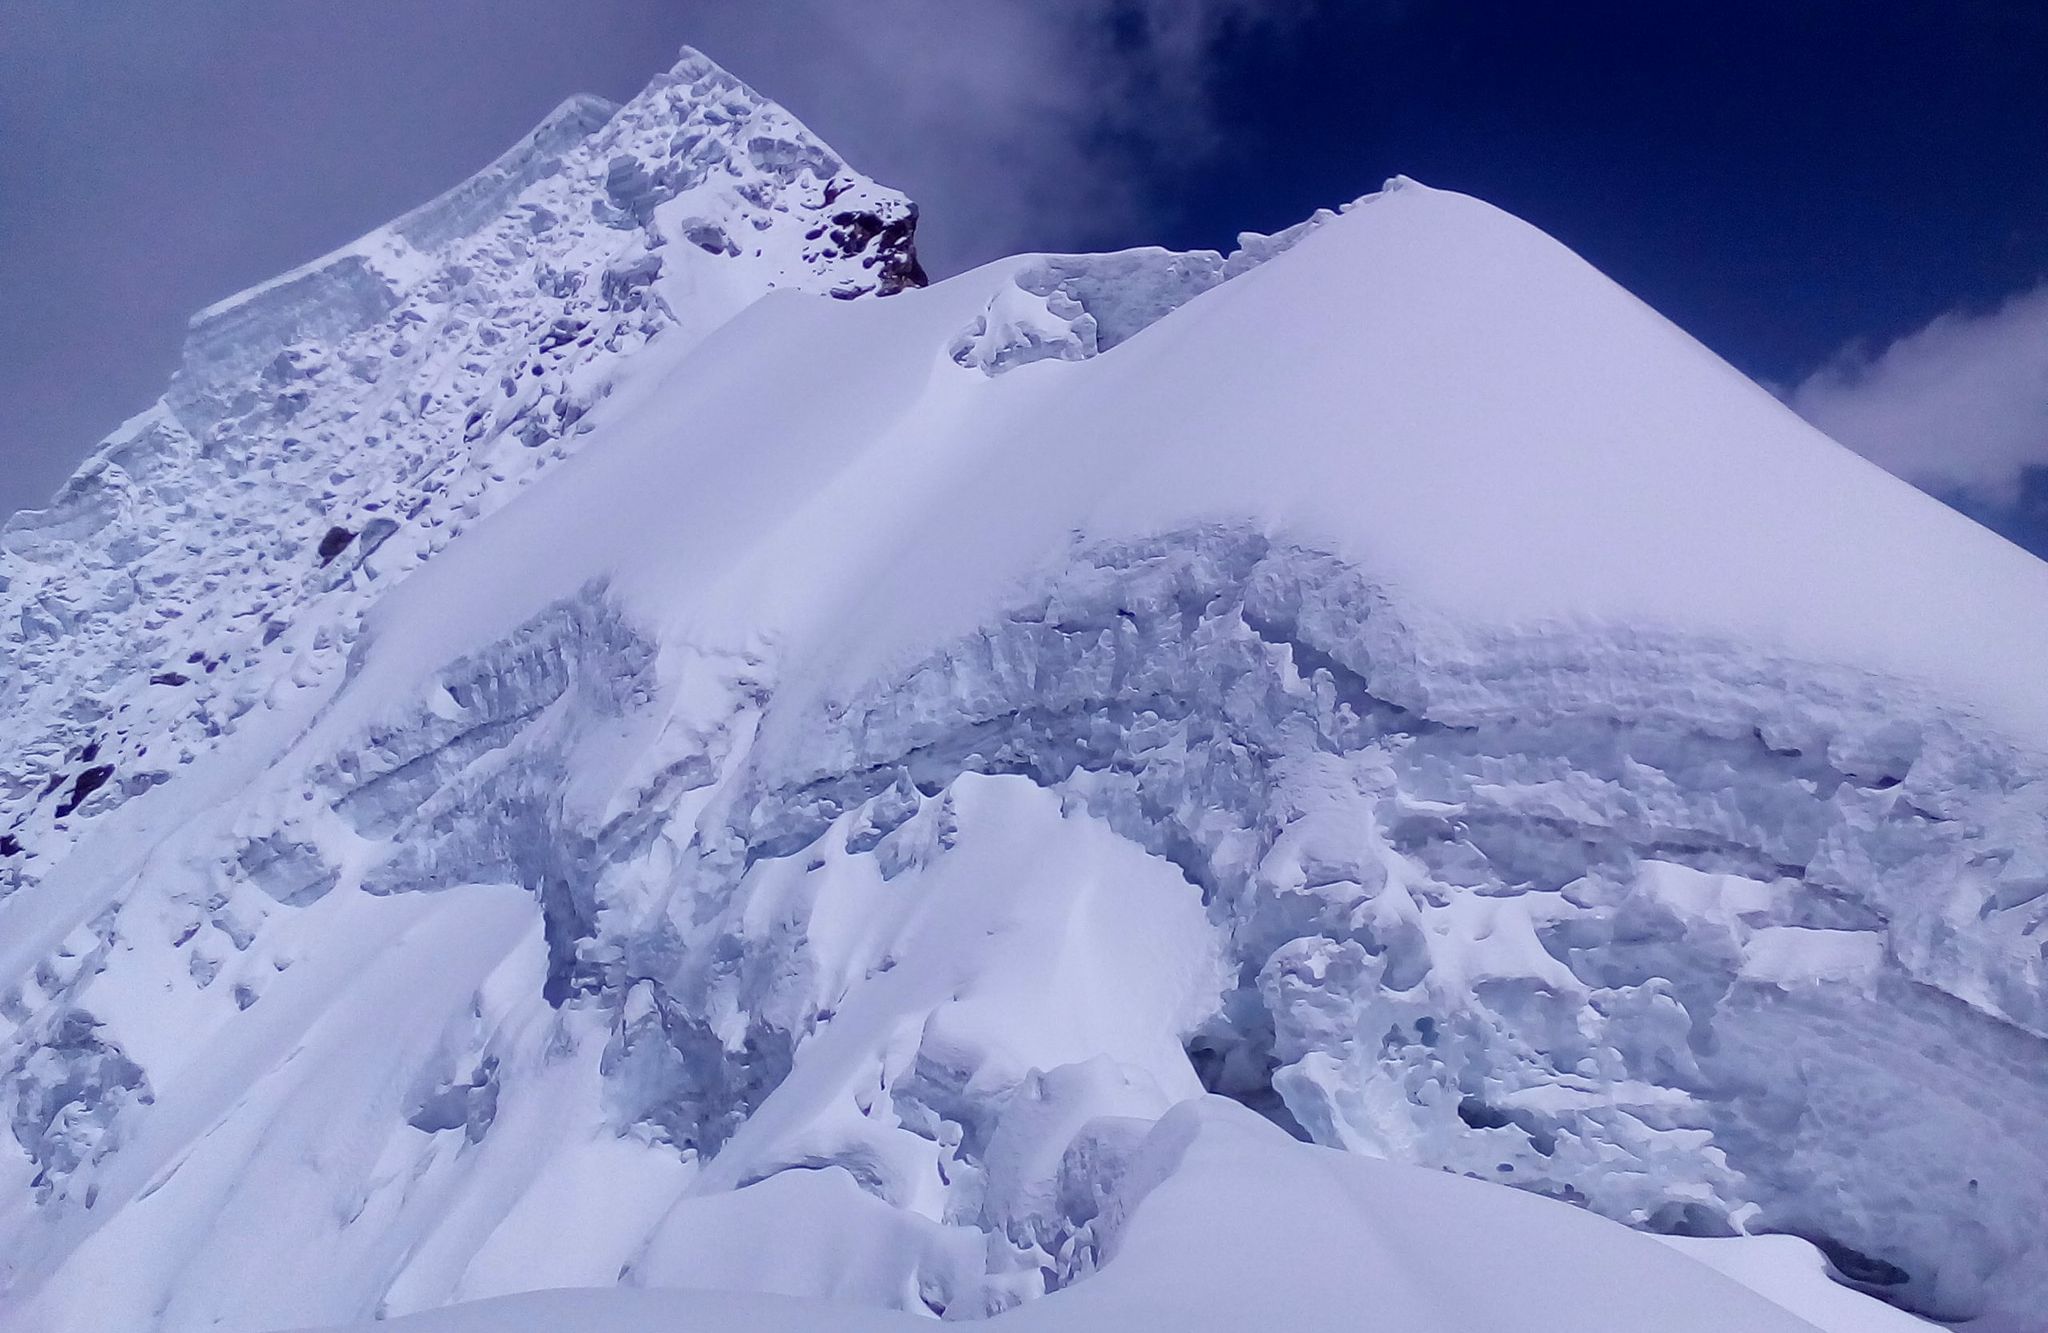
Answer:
[3, 47, 2045, 1333]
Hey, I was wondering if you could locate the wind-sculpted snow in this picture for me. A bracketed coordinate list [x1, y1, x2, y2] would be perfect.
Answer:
[950, 208, 1340, 375]
[657, 527, 2045, 1322]
[32, 526, 2018, 1324]
[0, 45, 920, 912]
[3, 43, 2045, 1333]
[5, 1008, 149, 1205]
[282, 587, 660, 1000]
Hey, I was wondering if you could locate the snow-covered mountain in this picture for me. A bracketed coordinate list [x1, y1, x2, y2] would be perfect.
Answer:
[3, 46, 2045, 1333]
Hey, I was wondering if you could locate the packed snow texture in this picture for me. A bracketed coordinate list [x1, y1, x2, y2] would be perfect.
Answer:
[292, 1098, 1904, 1333]
[4, 45, 2045, 1333]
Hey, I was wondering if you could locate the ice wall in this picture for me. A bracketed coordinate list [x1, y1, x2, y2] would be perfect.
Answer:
[3, 41, 2044, 1333]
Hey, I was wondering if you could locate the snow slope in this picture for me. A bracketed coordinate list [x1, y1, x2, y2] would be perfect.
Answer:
[295, 1098, 1915, 1333]
[3, 45, 2044, 1333]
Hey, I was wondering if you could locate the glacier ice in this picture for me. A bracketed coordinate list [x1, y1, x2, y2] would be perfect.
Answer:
[3, 42, 2046, 1333]
[948, 202, 1348, 376]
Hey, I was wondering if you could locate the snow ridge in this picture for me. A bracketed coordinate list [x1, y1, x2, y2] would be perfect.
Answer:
[0, 46, 920, 907]
[4, 45, 2046, 1333]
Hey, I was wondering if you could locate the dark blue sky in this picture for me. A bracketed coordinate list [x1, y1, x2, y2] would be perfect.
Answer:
[1150, 1, 2048, 386]
[4, 2, 2045, 556]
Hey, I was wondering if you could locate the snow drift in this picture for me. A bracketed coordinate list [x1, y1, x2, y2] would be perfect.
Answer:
[2, 45, 2044, 1333]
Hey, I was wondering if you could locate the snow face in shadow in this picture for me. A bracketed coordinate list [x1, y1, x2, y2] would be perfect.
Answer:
[94, 526, 2030, 1325]
[701, 526, 2046, 1322]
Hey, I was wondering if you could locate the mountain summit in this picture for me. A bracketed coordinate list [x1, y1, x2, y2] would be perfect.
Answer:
[2, 46, 2043, 1333]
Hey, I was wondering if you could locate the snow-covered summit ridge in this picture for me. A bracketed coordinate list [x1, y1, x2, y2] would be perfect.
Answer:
[947, 195, 1341, 374]
[944, 177, 2048, 744]
[166, 46, 921, 427]
[168, 92, 623, 421]
[0, 43, 922, 903]
[182, 92, 621, 329]
[4, 44, 2046, 1333]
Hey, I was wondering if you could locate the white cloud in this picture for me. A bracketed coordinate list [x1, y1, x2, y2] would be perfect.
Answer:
[679, 1, 1314, 275]
[1788, 281, 2048, 506]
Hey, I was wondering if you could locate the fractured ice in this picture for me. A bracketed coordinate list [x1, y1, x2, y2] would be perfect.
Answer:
[1, 41, 2044, 1333]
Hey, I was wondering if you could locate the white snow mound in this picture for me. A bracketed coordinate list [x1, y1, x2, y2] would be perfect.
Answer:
[2, 44, 2040, 1333]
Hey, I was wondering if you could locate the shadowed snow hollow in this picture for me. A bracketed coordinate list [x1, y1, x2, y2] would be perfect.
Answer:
[2, 44, 2044, 1333]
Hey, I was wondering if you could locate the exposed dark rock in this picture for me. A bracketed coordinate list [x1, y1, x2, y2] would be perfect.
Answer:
[55, 766, 114, 818]
[316, 526, 355, 565]
[829, 203, 928, 296]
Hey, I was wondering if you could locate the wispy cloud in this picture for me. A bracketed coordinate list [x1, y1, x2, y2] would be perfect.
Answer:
[683, 1, 1316, 274]
[1788, 281, 2048, 508]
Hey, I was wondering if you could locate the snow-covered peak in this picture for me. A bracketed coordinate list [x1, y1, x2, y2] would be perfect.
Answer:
[169, 45, 921, 426]
[0, 44, 922, 914]
[4, 46, 2045, 1333]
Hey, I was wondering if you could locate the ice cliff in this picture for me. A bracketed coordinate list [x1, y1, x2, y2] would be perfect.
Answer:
[2, 46, 2045, 1333]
